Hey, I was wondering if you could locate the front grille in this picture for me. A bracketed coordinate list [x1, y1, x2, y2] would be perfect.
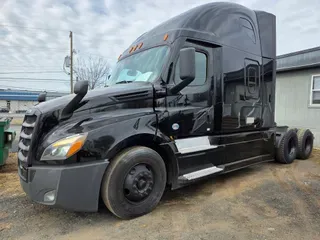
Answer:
[18, 113, 38, 167]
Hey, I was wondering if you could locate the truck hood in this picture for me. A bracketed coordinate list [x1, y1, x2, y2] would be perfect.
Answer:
[33, 82, 157, 160]
[35, 81, 154, 116]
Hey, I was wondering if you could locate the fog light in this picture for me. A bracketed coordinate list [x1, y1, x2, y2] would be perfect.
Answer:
[44, 190, 56, 202]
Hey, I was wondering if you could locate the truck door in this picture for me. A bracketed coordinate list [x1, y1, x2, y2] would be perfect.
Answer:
[160, 40, 215, 139]
[157, 40, 217, 174]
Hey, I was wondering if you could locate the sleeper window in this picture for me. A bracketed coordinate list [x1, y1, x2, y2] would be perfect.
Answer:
[175, 52, 207, 86]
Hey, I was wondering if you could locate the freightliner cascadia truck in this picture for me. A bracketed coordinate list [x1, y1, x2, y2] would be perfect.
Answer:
[18, 2, 314, 219]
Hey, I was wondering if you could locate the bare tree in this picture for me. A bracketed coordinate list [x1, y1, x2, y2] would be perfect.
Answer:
[74, 55, 111, 90]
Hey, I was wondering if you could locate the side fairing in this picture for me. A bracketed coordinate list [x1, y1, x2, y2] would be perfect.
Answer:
[157, 105, 213, 138]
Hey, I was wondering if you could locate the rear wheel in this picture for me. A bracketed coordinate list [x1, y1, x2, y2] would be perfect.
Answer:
[297, 129, 314, 159]
[101, 146, 166, 219]
[276, 129, 298, 164]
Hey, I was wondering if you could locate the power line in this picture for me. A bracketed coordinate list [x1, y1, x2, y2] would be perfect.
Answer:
[0, 64, 62, 67]
[0, 85, 48, 91]
[77, 52, 108, 58]
[73, 33, 114, 43]
[0, 68, 63, 71]
[0, 67, 64, 71]
[0, 71, 64, 74]
[0, 24, 70, 33]
[76, 51, 112, 60]
[0, 77, 69, 82]
[0, 65, 64, 70]
[0, 44, 68, 51]
[0, 84, 68, 92]
[0, 81, 68, 85]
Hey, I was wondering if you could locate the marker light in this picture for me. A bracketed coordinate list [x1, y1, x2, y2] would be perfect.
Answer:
[164, 34, 169, 41]
[138, 42, 143, 49]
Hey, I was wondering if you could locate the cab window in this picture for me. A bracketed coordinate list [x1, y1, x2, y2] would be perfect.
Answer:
[174, 52, 207, 86]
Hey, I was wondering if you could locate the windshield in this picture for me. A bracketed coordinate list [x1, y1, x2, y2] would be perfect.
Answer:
[107, 46, 170, 86]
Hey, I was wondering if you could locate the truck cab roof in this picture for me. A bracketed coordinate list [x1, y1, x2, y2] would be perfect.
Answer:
[120, 2, 275, 60]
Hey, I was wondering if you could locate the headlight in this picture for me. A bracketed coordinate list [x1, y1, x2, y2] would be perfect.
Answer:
[40, 133, 88, 161]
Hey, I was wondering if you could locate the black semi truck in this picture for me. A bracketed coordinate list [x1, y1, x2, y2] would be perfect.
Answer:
[18, 2, 314, 219]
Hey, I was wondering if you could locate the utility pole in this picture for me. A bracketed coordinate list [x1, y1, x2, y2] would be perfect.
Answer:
[69, 31, 73, 93]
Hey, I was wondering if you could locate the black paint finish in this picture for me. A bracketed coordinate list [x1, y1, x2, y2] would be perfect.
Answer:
[18, 1, 277, 196]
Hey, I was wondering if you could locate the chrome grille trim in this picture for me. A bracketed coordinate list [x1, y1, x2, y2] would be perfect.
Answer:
[20, 131, 32, 139]
[18, 150, 27, 162]
[18, 141, 30, 151]
[18, 111, 39, 165]
[22, 122, 35, 128]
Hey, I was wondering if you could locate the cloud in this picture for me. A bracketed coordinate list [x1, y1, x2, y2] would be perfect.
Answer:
[0, 0, 319, 92]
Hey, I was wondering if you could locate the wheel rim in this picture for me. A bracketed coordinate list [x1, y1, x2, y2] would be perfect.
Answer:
[123, 164, 154, 202]
[288, 138, 296, 159]
[305, 136, 312, 155]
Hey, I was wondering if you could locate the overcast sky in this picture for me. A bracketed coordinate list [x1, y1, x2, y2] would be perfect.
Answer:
[0, 0, 319, 92]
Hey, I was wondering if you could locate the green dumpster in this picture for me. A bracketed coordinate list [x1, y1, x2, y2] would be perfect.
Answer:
[0, 118, 16, 166]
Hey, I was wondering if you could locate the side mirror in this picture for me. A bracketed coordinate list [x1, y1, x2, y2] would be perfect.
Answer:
[74, 80, 89, 95]
[169, 47, 195, 95]
[38, 92, 46, 103]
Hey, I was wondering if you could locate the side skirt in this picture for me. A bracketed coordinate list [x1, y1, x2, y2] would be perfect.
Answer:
[174, 154, 274, 189]
[219, 154, 273, 173]
[169, 131, 275, 190]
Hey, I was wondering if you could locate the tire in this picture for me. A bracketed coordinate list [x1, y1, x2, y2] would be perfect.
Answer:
[101, 146, 167, 219]
[275, 129, 298, 164]
[287, 127, 298, 133]
[296, 129, 314, 160]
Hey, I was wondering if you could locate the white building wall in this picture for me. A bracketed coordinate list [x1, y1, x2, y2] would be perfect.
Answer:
[17, 101, 37, 111]
[275, 68, 320, 147]
[0, 100, 37, 112]
[0, 100, 7, 109]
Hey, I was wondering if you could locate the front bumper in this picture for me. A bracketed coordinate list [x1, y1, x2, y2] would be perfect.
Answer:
[19, 160, 109, 212]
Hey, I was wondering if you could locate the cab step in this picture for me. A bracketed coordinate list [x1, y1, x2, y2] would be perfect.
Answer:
[174, 136, 218, 154]
[178, 166, 224, 181]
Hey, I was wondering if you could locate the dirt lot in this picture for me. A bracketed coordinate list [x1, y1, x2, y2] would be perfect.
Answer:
[1, 152, 320, 240]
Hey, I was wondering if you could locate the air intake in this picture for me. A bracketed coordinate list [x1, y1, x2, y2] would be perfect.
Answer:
[113, 91, 150, 101]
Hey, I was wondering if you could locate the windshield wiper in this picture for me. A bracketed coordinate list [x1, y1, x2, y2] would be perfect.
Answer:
[116, 80, 133, 84]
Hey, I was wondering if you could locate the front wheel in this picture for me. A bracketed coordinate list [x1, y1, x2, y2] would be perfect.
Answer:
[101, 146, 167, 219]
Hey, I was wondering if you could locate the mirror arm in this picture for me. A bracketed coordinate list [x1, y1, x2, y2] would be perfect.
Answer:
[59, 81, 89, 121]
[168, 77, 194, 95]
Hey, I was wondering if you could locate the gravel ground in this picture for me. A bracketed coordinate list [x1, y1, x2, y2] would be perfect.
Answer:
[1, 151, 320, 240]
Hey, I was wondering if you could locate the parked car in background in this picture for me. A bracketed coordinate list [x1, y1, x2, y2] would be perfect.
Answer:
[16, 110, 27, 114]
[0, 108, 9, 113]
